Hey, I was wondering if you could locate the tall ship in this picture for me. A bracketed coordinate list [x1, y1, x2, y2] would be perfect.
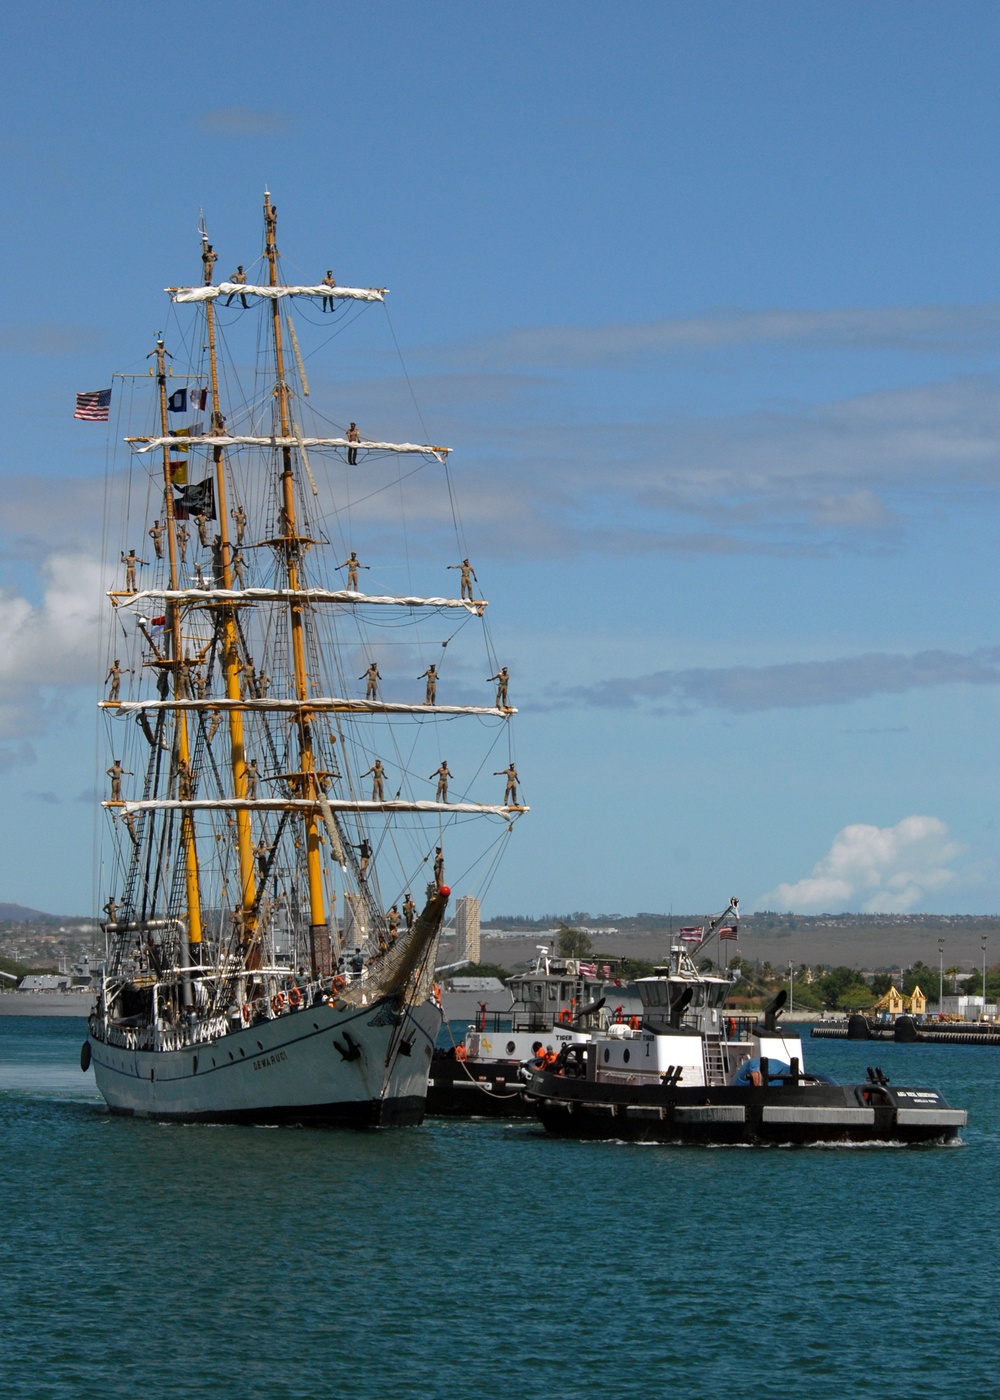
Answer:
[85, 194, 526, 1124]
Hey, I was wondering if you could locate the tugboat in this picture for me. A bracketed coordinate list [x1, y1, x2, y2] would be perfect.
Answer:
[523, 899, 968, 1145]
[427, 949, 642, 1116]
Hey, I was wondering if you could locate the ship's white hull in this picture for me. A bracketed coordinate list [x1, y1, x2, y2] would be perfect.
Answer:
[89, 996, 442, 1126]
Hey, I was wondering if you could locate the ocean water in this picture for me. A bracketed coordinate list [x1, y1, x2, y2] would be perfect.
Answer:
[0, 1018, 997, 1400]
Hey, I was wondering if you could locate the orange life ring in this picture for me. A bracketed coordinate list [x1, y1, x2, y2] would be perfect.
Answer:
[271, 992, 285, 1014]
[629, 1016, 640, 1031]
[289, 985, 302, 1007]
[726, 1017, 737, 1038]
[432, 983, 443, 1007]
[241, 1002, 251, 1021]
[332, 975, 346, 994]
[558, 1008, 573, 1024]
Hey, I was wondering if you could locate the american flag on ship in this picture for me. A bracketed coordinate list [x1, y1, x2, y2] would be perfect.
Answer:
[679, 926, 704, 943]
[578, 961, 597, 978]
[74, 388, 112, 421]
[718, 926, 738, 941]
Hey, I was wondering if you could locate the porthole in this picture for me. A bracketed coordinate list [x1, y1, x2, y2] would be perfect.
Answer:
[506, 1040, 516, 1054]
[228, 1051, 234, 1061]
[257, 1041, 264, 1051]
[239, 1047, 245, 1057]
[192, 1056, 199, 1074]
[603, 1048, 610, 1063]
[150, 1066, 155, 1081]
[313, 1023, 320, 1031]
[623, 1048, 630, 1064]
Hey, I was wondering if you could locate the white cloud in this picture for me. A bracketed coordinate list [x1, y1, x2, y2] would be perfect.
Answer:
[757, 816, 965, 914]
[559, 647, 1000, 714]
[0, 551, 103, 738]
[442, 303, 1000, 371]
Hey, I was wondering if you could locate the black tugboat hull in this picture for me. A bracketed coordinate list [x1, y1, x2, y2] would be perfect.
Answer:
[525, 1074, 966, 1146]
[427, 1054, 532, 1116]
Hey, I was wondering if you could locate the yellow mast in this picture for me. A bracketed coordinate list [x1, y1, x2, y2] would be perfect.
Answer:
[262, 192, 327, 962]
[153, 341, 203, 952]
[201, 257, 258, 937]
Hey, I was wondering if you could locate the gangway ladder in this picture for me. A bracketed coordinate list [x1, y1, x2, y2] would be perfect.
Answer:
[703, 1034, 727, 1087]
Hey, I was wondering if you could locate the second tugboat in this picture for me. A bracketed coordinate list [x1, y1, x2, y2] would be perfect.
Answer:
[523, 899, 968, 1146]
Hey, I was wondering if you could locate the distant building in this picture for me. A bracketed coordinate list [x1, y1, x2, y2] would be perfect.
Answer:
[455, 895, 481, 964]
[941, 994, 997, 1021]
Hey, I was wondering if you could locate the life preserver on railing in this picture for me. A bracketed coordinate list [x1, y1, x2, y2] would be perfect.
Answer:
[332, 975, 346, 994]
[271, 992, 285, 1014]
[558, 1008, 573, 1024]
[432, 983, 443, 1008]
[629, 1016, 640, 1031]
[241, 1003, 251, 1021]
[726, 1017, 737, 1038]
[289, 985, 302, 1007]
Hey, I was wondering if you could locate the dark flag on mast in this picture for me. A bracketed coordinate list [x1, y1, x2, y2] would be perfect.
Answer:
[174, 477, 216, 520]
[75, 388, 112, 421]
[167, 388, 187, 414]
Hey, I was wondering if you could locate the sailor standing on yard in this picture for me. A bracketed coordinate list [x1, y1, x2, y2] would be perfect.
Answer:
[106, 760, 132, 801]
[231, 505, 247, 545]
[202, 243, 218, 285]
[121, 550, 146, 593]
[244, 759, 260, 799]
[346, 422, 361, 466]
[337, 551, 368, 591]
[488, 666, 509, 708]
[403, 893, 416, 930]
[176, 523, 190, 563]
[495, 763, 519, 807]
[148, 520, 164, 560]
[360, 662, 381, 701]
[225, 266, 249, 308]
[362, 759, 386, 802]
[431, 762, 451, 803]
[105, 659, 127, 702]
[448, 557, 477, 601]
[417, 663, 438, 705]
[321, 270, 337, 311]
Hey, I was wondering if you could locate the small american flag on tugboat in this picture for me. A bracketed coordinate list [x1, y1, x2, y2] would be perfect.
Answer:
[74, 388, 112, 421]
[679, 926, 704, 943]
[578, 961, 597, 978]
[718, 926, 738, 941]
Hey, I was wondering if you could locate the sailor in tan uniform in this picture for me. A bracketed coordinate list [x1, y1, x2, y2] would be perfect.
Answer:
[417, 664, 438, 705]
[448, 557, 477, 600]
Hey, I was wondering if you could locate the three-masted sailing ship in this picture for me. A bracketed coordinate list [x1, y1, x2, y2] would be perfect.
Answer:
[86, 193, 526, 1124]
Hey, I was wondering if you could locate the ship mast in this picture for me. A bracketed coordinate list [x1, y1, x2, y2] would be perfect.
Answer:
[200, 233, 258, 945]
[263, 192, 328, 972]
[153, 340, 203, 971]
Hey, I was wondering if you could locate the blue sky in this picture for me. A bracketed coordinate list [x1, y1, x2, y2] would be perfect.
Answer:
[3, 2, 1000, 916]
